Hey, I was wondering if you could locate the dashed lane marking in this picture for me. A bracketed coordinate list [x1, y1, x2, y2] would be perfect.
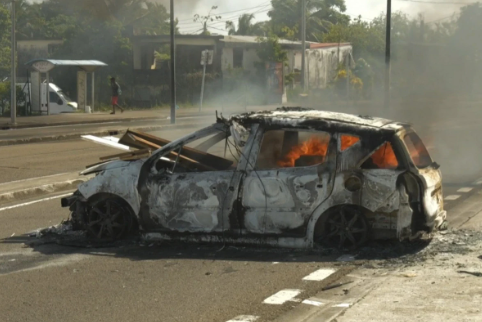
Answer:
[302, 268, 336, 281]
[332, 303, 351, 308]
[457, 187, 473, 193]
[445, 195, 461, 201]
[263, 289, 302, 305]
[302, 299, 324, 307]
[0, 193, 72, 213]
[226, 315, 259, 322]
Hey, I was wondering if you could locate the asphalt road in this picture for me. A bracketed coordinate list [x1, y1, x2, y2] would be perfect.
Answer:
[0, 180, 480, 322]
[0, 122, 211, 184]
[0, 193, 347, 322]
[0, 114, 214, 144]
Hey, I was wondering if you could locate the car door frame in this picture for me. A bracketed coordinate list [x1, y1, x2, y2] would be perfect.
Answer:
[136, 122, 259, 235]
[239, 124, 338, 237]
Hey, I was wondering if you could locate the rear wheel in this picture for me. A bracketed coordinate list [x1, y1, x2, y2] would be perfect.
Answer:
[86, 198, 134, 240]
[317, 206, 369, 249]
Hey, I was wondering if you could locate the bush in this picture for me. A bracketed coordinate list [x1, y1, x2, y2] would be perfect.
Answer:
[0, 82, 27, 116]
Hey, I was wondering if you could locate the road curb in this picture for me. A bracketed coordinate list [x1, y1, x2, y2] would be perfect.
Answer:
[0, 177, 91, 204]
[0, 122, 201, 146]
[0, 111, 222, 130]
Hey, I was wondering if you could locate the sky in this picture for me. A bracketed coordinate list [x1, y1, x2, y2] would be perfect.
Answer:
[29, 0, 474, 33]
[175, 0, 474, 34]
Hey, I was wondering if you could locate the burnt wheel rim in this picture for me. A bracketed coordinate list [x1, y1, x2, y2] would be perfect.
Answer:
[87, 200, 128, 240]
[323, 207, 368, 248]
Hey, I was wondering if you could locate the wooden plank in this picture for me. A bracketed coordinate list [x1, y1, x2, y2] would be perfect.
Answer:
[128, 134, 217, 172]
[122, 129, 233, 170]
[100, 148, 152, 161]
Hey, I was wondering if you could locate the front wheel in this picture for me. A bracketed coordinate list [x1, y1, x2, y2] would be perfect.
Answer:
[86, 198, 134, 240]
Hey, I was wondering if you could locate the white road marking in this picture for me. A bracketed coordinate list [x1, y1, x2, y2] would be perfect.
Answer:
[0, 193, 72, 213]
[457, 187, 473, 193]
[473, 178, 482, 185]
[302, 299, 324, 307]
[263, 289, 302, 305]
[272, 262, 280, 265]
[0, 172, 71, 186]
[226, 315, 259, 322]
[302, 268, 336, 281]
[332, 303, 351, 308]
[445, 195, 461, 201]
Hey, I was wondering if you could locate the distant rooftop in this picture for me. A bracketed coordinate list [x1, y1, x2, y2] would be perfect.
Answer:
[25, 59, 107, 67]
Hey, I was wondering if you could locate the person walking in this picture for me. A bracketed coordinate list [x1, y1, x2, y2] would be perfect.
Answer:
[110, 77, 124, 114]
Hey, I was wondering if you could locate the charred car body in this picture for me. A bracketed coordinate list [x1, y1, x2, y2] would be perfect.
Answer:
[62, 108, 447, 248]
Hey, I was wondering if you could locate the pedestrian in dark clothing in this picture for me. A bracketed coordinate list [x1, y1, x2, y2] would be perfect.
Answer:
[110, 77, 124, 114]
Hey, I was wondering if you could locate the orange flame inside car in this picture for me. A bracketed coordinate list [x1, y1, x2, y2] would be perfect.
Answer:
[370, 142, 398, 169]
[341, 135, 360, 151]
[277, 135, 398, 169]
[277, 136, 329, 167]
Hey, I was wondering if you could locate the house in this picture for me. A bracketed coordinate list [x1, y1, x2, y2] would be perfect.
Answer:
[302, 42, 353, 89]
[131, 34, 353, 105]
[17, 40, 63, 78]
[133, 35, 352, 85]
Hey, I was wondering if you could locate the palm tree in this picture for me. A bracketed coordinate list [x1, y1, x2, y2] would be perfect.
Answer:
[268, 0, 349, 42]
[225, 13, 266, 36]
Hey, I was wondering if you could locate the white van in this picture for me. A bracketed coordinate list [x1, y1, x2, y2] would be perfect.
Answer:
[19, 82, 78, 115]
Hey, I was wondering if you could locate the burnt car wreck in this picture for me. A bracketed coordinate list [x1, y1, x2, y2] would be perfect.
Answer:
[61, 107, 447, 248]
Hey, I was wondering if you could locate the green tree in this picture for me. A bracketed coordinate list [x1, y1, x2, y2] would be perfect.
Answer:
[225, 13, 267, 36]
[449, 3, 482, 97]
[256, 34, 288, 63]
[0, 3, 10, 79]
[268, 0, 349, 41]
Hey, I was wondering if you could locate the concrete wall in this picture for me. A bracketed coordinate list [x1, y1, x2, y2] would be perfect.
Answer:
[242, 48, 262, 73]
[221, 47, 234, 71]
[17, 40, 63, 52]
[133, 38, 219, 70]
[304, 45, 352, 89]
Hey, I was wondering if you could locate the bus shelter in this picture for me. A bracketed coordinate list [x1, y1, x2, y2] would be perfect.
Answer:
[25, 59, 107, 115]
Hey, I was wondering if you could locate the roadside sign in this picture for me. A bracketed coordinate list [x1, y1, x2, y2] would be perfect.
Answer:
[32, 61, 55, 73]
[201, 50, 214, 65]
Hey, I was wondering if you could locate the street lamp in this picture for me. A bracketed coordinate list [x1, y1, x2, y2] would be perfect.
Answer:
[10, 0, 16, 125]
[301, 0, 306, 91]
[170, 0, 176, 124]
[385, 0, 392, 109]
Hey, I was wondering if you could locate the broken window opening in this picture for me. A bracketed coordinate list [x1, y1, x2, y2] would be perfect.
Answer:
[256, 130, 331, 170]
[233, 48, 244, 68]
[340, 134, 360, 151]
[403, 132, 433, 169]
[362, 142, 399, 170]
[156, 129, 249, 173]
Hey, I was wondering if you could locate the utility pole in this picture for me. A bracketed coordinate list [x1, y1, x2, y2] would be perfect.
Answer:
[169, 0, 176, 124]
[301, 0, 306, 91]
[384, 0, 392, 109]
[10, 0, 16, 125]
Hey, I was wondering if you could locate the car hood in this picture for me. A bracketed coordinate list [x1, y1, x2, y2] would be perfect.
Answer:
[80, 160, 135, 176]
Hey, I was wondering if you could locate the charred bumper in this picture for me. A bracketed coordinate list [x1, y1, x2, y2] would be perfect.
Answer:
[60, 191, 88, 230]
[61, 194, 79, 208]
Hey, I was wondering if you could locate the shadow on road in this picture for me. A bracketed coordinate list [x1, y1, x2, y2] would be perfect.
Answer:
[1, 231, 432, 266]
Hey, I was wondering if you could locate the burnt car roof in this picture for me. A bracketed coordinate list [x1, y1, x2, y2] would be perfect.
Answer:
[230, 107, 408, 133]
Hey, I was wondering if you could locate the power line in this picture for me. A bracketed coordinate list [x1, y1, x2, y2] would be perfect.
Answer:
[178, 8, 271, 33]
[176, 2, 271, 23]
[177, 6, 271, 26]
[395, 0, 476, 4]
[426, 13, 458, 23]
